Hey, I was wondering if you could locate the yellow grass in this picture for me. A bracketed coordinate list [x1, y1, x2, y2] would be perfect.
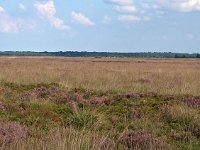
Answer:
[2, 128, 113, 150]
[0, 56, 200, 96]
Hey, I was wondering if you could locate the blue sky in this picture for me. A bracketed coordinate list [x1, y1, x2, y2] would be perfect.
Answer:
[0, 0, 200, 53]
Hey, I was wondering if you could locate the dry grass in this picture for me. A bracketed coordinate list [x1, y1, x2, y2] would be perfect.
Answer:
[1, 128, 114, 150]
[0, 57, 200, 96]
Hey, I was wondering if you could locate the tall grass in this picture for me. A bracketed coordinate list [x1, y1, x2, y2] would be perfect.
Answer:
[2, 128, 114, 150]
[0, 57, 200, 96]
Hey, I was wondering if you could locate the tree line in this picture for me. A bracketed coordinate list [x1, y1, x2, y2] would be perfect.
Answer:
[0, 51, 199, 58]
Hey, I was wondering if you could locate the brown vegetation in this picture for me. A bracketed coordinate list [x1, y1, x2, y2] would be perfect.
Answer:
[0, 57, 200, 96]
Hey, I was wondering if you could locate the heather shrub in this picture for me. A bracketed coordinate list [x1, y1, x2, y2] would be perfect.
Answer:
[125, 92, 158, 99]
[119, 129, 170, 150]
[160, 104, 196, 126]
[125, 93, 141, 99]
[89, 97, 111, 106]
[185, 97, 200, 107]
[160, 103, 200, 142]
[58, 92, 84, 104]
[0, 101, 5, 111]
[32, 87, 50, 98]
[0, 121, 27, 146]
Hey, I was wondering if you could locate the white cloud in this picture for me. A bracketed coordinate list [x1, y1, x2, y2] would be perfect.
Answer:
[142, 3, 160, 9]
[19, 3, 26, 11]
[110, 0, 133, 5]
[0, 12, 37, 33]
[0, 17, 22, 33]
[0, 6, 5, 13]
[178, 0, 200, 11]
[160, 0, 200, 12]
[118, 15, 140, 21]
[105, 0, 140, 22]
[114, 5, 136, 12]
[102, 15, 112, 23]
[71, 11, 95, 26]
[0, 6, 23, 33]
[34, 0, 69, 31]
[108, 0, 137, 12]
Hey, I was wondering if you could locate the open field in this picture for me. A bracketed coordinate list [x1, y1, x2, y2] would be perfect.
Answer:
[0, 57, 200, 150]
[0, 57, 200, 96]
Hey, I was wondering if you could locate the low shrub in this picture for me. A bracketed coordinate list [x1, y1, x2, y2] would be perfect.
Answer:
[0, 121, 27, 146]
[119, 129, 170, 150]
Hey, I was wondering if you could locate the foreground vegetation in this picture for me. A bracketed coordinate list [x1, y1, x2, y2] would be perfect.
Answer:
[0, 57, 200, 149]
[0, 81, 200, 149]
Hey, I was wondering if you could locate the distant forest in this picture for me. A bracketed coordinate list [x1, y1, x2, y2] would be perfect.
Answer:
[0, 51, 200, 58]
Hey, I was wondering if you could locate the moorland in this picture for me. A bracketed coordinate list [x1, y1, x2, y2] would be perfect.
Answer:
[0, 57, 200, 150]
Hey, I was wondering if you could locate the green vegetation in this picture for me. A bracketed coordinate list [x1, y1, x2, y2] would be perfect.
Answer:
[0, 51, 200, 58]
[1, 82, 200, 150]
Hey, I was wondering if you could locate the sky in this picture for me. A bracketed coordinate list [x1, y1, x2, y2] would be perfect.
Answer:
[0, 0, 200, 53]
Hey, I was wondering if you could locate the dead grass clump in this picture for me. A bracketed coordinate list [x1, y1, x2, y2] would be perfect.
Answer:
[137, 77, 151, 84]
[91, 135, 115, 150]
[170, 130, 197, 143]
[130, 109, 146, 119]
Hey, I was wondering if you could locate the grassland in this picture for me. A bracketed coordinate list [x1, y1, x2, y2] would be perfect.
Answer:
[0, 57, 200, 95]
[0, 57, 200, 150]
